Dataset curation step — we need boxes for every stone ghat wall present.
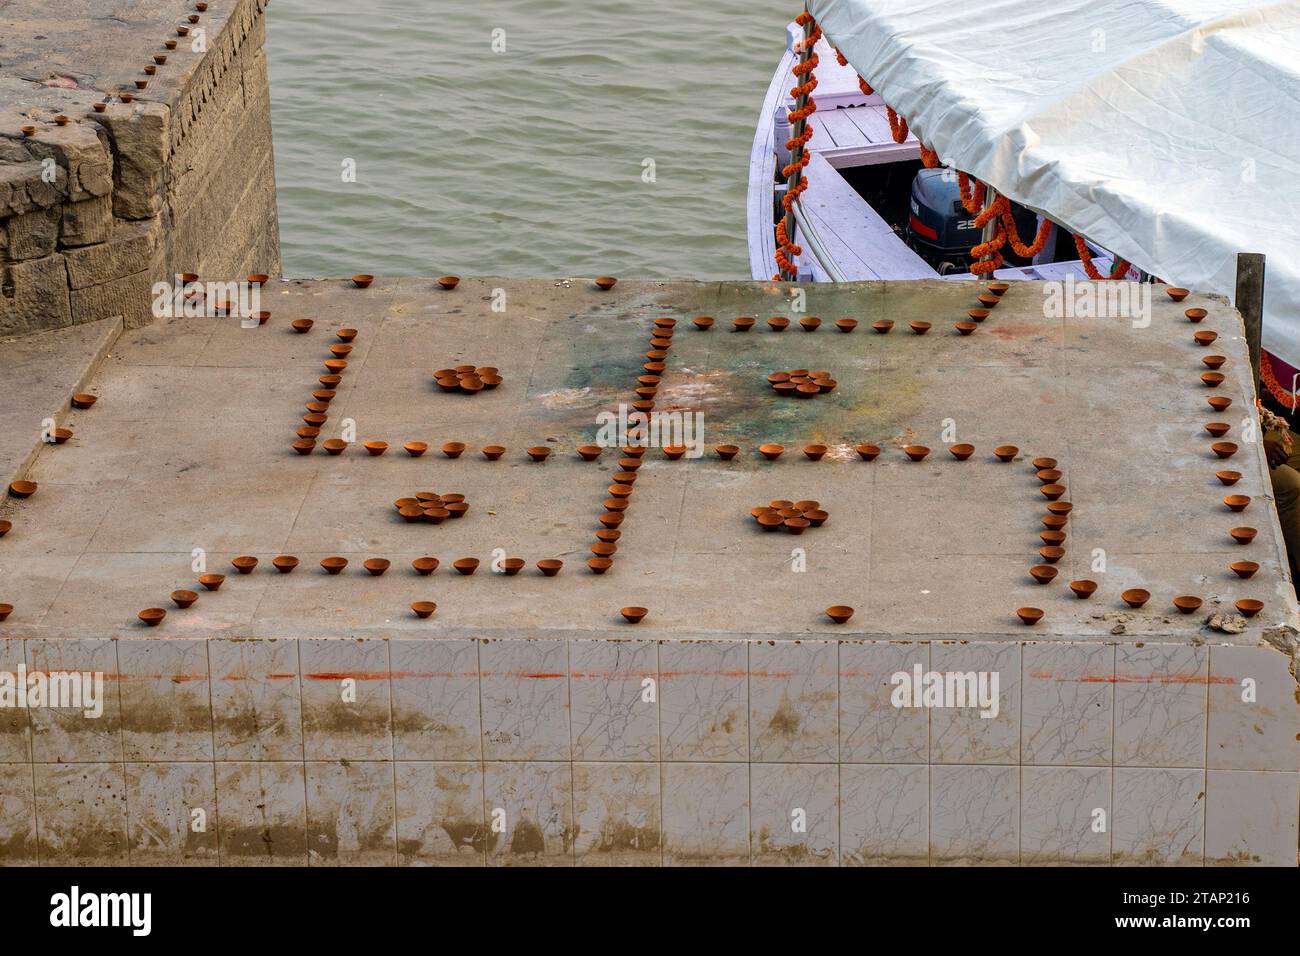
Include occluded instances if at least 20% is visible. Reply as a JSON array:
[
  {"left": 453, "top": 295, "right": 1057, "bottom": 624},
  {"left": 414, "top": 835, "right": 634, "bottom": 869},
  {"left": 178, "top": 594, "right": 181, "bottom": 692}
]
[
  {"left": 0, "top": 0, "right": 279, "bottom": 337},
  {"left": 0, "top": 635, "right": 1295, "bottom": 866}
]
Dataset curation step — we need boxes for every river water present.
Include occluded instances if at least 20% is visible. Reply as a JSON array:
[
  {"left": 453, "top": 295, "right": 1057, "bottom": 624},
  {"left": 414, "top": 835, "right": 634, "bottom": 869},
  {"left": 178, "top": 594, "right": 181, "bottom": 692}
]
[{"left": 265, "top": 0, "right": 792, "bottom": 279}]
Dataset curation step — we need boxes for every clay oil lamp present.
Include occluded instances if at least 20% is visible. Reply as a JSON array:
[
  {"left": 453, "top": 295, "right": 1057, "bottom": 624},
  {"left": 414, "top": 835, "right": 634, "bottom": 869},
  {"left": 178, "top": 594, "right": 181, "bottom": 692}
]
[
  {"left": 1042, "top": 514, "right": 1068, "bottom": 531},
  {"left": 805, "top": 509, "right": 829, "bottom": 527},
  {"left": 644, "top": 362, "right": 666, "bottom": 374},
  {"left": 246, "top": 273, "right": 268, "bottom": 287},
  {"left": 1207, "top": 396, "right": 1232, "bottom": 411},
  {"left": 815, "top": 378, "right": 837, "bottom": 394},
  {"left": 1185, "top": 307, "right": 1208, "bottom": 323},
  {"left": 803, "top": 444, "right": 828, "bottom": 461},
  {"left": 577, "top": 445, "right": 603, "bottom": 461},
  {"left": 799, "top": 316, "right": 821, "bottom": 332},
  {"left": 715, "top": 444, "right": 740, "bottom": 460},
  {"left": 438, "top": 276, "right": 460, "bottom": 290},
  {"left": 321, "top": 557, "right": 348, "bottom": 575},
  {"left": 1193, "top": 330, "right": 1217, "bottom": 347},
  {"left": 363, "top": 558, "right": 391, "bottom": 577},
  {"left": 92, "top": 102, "right": 107, "bottom": 113},
  {"left": 909, "top": 320, "right": 931, "bottom": 335},
  {"left": 733, "top": 316, "right": 755, "bottom": 331},
  {"left": 603, "top": 498, "right": 629, "bottom": 513},
  {"left": 446, "top": 557, "right": 477, "bottom": 577},
  {"left": 784, "top": 517, "right": 810, "bottom": 535},
  {"left": 0, "top": 604, "right": 13, "bottom": 622},
  {"left": 1224, "top": 494, "right": 1251, "bottom": 512},
  {"left": 154, "top": 54, "right": 168, "bottom": 64},
  {"left": 323, "top": 439, "right": 348, "bottom": 455},
  {"left": 20, "top": 125, "right": 36, "bottom": 137},
  {"left": 71, "top": 393, "right": 98, "bottom": 409},
  {"left": 759, "top": 443, "right": 785, "bottom": 461},
  {"left": 319, "top": 374, "right": 342, "bottom": 388},
  {"left": 596, "top": 529, "right": 622, "bottom": 543},
  {"left": 1016, "top": 607, "right": 1044, "bottom": 625},
  {"left": 413, "top": 557, "right": 439, "bottom": 576},
  {"left": 599, "top": 512, "right": 625, "bottom": 529},
  {"left": 395, "top": 497, "right": 419, "bottom": 510},
  {"left": 767, "top": 317, "right": 790, "bottom": 332},
  {"left": 303, "top": 412, "right": 328, "bottom": 428},
  {"left": 1199, "top": 357, "right": 1228, "bottom": 375},
  {"left": 363, "top": 440, "right": 388, "bottom": 457},
  {"left": 171, "top": 589, "right": 199, "bottom": 609},
  {"left": 538, "top": 559, "right": 564, "bottom": 577},
  {"left": 53, "top": 113, "right": 71, "bottom": 126},
  {"left": 1046, "top": 501, "right": 1073, "bottom": 517},
  {"left": 459, "top": 379, "right": 484, "bottom": 396},
  {"left": 272, "top": 555, "right": 300, "bottom": 574},
  {"left": 1036, "top": 468, "right": 1062, "bottom": 483},
  {"left": 1040, "top": 530, "right": 1066, "bottom": 547},
  {"left": 165, "top": 39, "right": 178, "bottom": 49},
  {"left": 836, "top": 319, "right": 858, "bottom": 333},
  {"left": 402, "top": 441, "right": 428, "bottom": 458},
  {"left": 1029, "top": 565, "right": 1058, "bottom": 585},
  {"left": 994, "top": 445, "right": 1019, "bottom": 462},
  {"left": 292, "top": 319, "right": 314, "bottom": 333},
  {"left": 1121, "top": 588, "right": 1151, "bottom": 608},
  {"left": 620, "top": 606, "right": 648, "bottom": 624},
  {"left": 435, "top": 377, "right": 460, "bottom": 393},
  {"left": 1032, "top": 457, "right": 1057, "bottom": 470},
  {"left": 1068, "top": 579, "right": 1098, "bottom": 599},
  {"left": 1229, "top": 526, "right": 1258, "bottom": 545},
  {"left": 1216, "top": 470, "right": 1242, "bottom": 485},
  {"left": 631, "top": 400, "right": 656, "bottom": 416},
  {"left": 968, "top": 308, "right": 990, "bottom": 322},
  {"left": 1040, "top": 484, "right": 1066, "bottom": 501},
  {"left": 313, "top": 389, "right": 337, "bottom": 403},
  {"left": 1172, "top": 595, "right": 1203, "bottom": 615},
  {"left": 1204, "top": 422, "right": 1230, "bottom": 438},
  {"left": 352, "top": 274, "right": 374, "bottom": 289},
  {"left": 856, "top": 443, "right": 881, "bottom": 461},
  {"left": 872, "top": 320, "right": 894, "bottom": 333},
  {"left": 441, "top": 441, "right": 466, "bottom": 459},
  {"left": 1230, "top": 560, "right": 1259, "bottom": 579},
  {"left": 794, "top": 499, "right": 819, "bottom": 511},
  {"left": 587, "top": 557, "right": 614, "bottom": 574},
  {"left": 825, "top": 605, "right": 855, "bottom": 624},
  {"left": 955, "top": 321, "right": 977, "bottom": 336},
  {"left": 232, "top": 556, "right": 258, "bottom": 575},
  {"left": 446, "top": 502, "right": 469, "bottom": 519},
  {"left": 1201, "top": 372, "right": 1225, "bottom": 388},
  {"left": 987, "top": 281, "right": 1010, "bottom": 296},
  {"left": 52, "top": 428, "right": 72, "bottom": 444},
  {"left": 609, "top": 484, "right": 634, "bottom": 500},
  {"left": 187, "top": 13, "right": 201, "bottom": 23},
  {"left": 904, "top": 445, "right": 930, "bottom": 462},
  {"left": 1166, "top": 287, "right": 1190, "bottom": 301},
  {"left": 1039, "top": 546, "right": 1065, "bottom": 564},
  {"left": 8, "top": 481, "right": 37, "bottom": 499},
  {"left": 481, "top": 445, "right": 505, "bottom": 460},
  {"left": 411, "top": 601, "right": 438, "bottom": 619},
  {"left": 622, "top": 445, "right": 646, "bottom": 458},
  {"left": 774, "top": 382, "right": 797, "bottom": 398},
  {"left": 595, "top": 276, "right": 618, "bottom": 290},
  {"left": 618, "top": 459, "right": 642, "bottom": 473},
  {"left": 500, "top": 558, "right": 526, "bottom": 576},
  {"left": 692, "top": 316, "right": 714, "bottom": 330},
  {"left": 1211, "top": 442, "right": 1238, "bottom": 459},
  {"left": 399, "top": 506, "right": 423, "bottom": 523},
  {"left": 297, "top": 427, "right": 320, "bottom": 441},
  {"left": 138, "top": 608, "right": 166, "bottom": 627},
  {"left": 977, "top": 293, "right": 999, "bottom": 308},
  {"left": 324, "top": 359, "right": 348, "bottom": 375},
  {"left": 653, "top": 318, "right": 677, "bottom": 329},
  {"left": 199, "top": 573, "right": 225, "bottom": 591},
  {"left": 949, "top": 443, "right": 975, "bottom": 461},
  {"left": 757, "top": 513, "right": 783, "bottom": 531},
  {"left": 119, "top": 93, "right": 134, "bottom": 103},
  {"left": 0, "top": 520, "right": 10, "bottom": 537},
  {"left": 769, "top": 372, "right": 792, "bottom": 386},
  {"left": 1235, "top": 598, "right": 1264, "bottom": 618},
  {"left": 527, "top": 446, "right": 552, "bottom": 462}
]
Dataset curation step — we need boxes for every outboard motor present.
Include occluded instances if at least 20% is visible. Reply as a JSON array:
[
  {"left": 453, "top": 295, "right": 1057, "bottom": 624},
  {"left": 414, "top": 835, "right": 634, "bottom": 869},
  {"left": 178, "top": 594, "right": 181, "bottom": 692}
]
[{"left": 906, "top": 168, "right": 1041, "bottom": 273}]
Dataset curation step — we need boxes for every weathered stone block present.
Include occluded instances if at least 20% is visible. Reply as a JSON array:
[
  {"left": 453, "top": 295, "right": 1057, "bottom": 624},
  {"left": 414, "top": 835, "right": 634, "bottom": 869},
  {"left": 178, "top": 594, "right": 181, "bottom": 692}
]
[
  {"left": 3, "top": 206, "right": 59, "bottom": 260},
  {"left": 0, "top": 254, "right": 71, "bottom": 335},
  {"left": 69, "top": 267, "right": 155, "bottom": 328},
  {"left": 58, "top": 193, "right": 114, "bottom": 247},
  {"left": 63, "top": 217, "right": 160, "bottom": 289},
  {"left": 0, "top": 160, "right": 61, "bottom": 218},
  {"left": 98, "top": 104, "right": 169, "bottom": 220}
]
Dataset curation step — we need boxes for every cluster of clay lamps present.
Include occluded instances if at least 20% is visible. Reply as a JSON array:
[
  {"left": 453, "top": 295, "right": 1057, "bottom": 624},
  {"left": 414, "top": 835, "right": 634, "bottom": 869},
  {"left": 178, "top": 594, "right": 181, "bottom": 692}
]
[
  {"left": 1015, "top": 452, "right": 1074, "bottom": 626},
  {"left": 291, "top": 326, "right": 359, "bottom": 455},
  {"left": 750, "top": 499, "right": 829, "bottom": 534},
  {"left": 393, "top": 491, "right": 470, "bottom": 524},
  {"left": 768, "top": 370, "right": 837, "bottom": 398},
  {"left": 434, "top": 365, "right": 502, "bottom": 395}
]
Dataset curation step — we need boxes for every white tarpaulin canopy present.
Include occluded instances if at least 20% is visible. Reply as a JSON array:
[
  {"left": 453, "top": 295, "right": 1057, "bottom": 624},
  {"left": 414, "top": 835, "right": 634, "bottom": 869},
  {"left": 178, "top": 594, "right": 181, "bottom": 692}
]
[{"left": 811, "top": 0, "right": 1300, "bottom": 368}]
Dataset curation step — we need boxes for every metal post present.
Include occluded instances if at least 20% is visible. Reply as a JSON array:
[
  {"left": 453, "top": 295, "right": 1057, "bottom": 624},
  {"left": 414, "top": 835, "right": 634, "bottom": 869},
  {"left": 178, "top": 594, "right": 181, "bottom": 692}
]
[
  {"left": 1235, "top": 252, "right": 1266, "bottom": 381},
  {"left": 780, "top": 8, "right": 816, "bottom": 281}
]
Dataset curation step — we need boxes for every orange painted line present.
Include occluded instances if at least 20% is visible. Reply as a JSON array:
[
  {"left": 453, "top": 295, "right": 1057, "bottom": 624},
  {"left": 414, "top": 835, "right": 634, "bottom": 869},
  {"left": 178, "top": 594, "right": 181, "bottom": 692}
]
[{"left": 1028, "top": 670, "right": 1235, "bottom": 685}]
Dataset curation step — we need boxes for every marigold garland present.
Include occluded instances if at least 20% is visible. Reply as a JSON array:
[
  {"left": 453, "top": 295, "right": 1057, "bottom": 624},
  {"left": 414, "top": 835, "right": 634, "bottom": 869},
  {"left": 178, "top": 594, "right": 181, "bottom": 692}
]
[
  {"left": 1261, "top": 354, "right": 1297, "bottom": 411},
  {"left": 774, "top": 12, "right": 822, "bottom": 280},
  {"left": 1072, "top": 233, "right": 1130, "bottom": 280}
]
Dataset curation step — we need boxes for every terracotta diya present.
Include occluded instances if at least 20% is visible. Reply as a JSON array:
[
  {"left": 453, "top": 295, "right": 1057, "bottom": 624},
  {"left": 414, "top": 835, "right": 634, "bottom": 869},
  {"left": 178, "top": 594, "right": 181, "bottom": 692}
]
[
  {"left": 1121, "top": 588, "right": 1151, "bottom": 608},
  {"left": 733, "top": 317, "right": 756, "bottom": 331},
  {"left": 272, "top": 555, "right": 300, "bottom": 573},
  {"left": 538, "top": 559, "right": 564, "bottom": 577},
  {"left": 1228, "top": 526, "right": 1257, "bottom": 545},
  {"left": 620, "top": 606, "right": 648, "bottom": 624},
  {"left": 412, "top": 557, "right": 439, "bottom": 576},
  {"left": 482, "top": 445, "right": 506, "bottom": 460},
  {"left": 994, "top": 445, "right": 1019, "bottom": 462},
  {"left": 8, "top": 480, "right": 37, "bottom": 499},
  {"left": 1016, "top": 607, "right": 1044, "bottom": 625},
  {"left": 1230, "top": 560, "right": 1258, "bottom": 579},
  {"left": 438, "top": 276, "right": 460, "bottom": 290},
  {"left": 320, "top": 557, "right": 348, "bottom": 575},
  {"left": 1165, "top": 287, "right": 1189, "bottom": 301},
  {"left": 199, "top": 574, "right": 225, "bottom": 591},
  {"left": 231, "top": 556, "right": 258, "bottom": 574},
  {"left": 948, "top": 443, "right": 975, "bottom": 460},
  {"left": 453, "top": 558, "right": 480, "bottom": 576},
  {"left": 1172, "top": 595, "right": 1203, "bottom": 614},
  {"left": 1235, "top": 598, "right": 1263, "bottom": 618},
  {"left": 903, "top": 445, "right": 930, "bottom": 462},
  {"left": 1068, "top": 580, "right": 1098, "bottom": 599},
  {"left": 404, "top": 441, "right": 429, "bottom": 457},
  {"left": 171, "top": 589, "right": 199, "bottom": 609},
  {"left": 856, "top": 444, "right": 881, "bottom": 461},
  {"left": 594, "top": 276, "right": 617, "bottom": 290},
  {"left": 825, "top": 605, "right": 855, "bottom": 624},
  {"left": 352, "top": 274, "right": 374, "bottom": 288},
  {"left": 138, "top": 608, "right": 166, "bottom": 627},
  {"left": 411, "top": 601, "right": 438, "bottom": 619}
]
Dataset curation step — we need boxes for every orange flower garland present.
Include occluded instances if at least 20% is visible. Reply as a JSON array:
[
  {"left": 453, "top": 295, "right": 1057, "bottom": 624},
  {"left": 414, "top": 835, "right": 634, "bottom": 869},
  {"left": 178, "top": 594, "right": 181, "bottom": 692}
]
[
  {"left": 774, "top": 12, "right": 822, "bottom": 280},
  {"left": 1261, "top": 354, "right": 1297, "bottom": 410}
]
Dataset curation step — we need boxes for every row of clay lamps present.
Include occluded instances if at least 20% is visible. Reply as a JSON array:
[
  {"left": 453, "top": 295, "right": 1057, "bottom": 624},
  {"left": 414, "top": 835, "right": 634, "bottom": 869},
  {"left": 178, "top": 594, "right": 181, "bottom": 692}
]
[
  {"left": 293, "top": 327, "right": 358, "bottom": 455},
  {"left": 1014, "top": 453, "right": 1073, "bottom": 626},
  {"left": 751, "top": 499, "right": 829, "bottom": 534},
  {"left": 0, "top": 390, "right": 98, "bottom": 622},
  {"left": 1184, "top": 293, "right": 1264, "bottom": 618}
]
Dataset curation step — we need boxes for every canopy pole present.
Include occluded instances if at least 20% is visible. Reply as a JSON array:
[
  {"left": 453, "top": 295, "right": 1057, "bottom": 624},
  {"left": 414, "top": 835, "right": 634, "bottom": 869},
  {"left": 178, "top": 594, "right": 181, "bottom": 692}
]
[{"left": 1235, "top": 252, "right": 1266, "bottom": 381}]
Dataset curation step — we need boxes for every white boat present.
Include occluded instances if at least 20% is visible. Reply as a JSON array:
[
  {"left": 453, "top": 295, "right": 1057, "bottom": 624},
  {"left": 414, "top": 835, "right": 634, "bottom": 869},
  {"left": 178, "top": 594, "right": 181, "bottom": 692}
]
[{"left": 747, "top": 24, "right": 1134, "bottom": 286}]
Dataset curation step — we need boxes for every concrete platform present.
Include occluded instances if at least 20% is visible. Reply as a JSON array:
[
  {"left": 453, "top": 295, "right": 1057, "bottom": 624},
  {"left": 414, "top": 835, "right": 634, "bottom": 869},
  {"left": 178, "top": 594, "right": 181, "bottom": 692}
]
[{"left": 1, "top": 277, "right": 1297, "bottom": 865}]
